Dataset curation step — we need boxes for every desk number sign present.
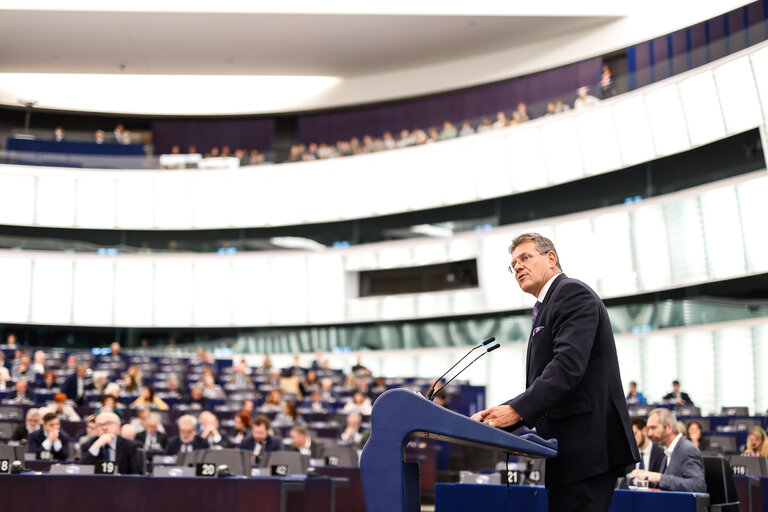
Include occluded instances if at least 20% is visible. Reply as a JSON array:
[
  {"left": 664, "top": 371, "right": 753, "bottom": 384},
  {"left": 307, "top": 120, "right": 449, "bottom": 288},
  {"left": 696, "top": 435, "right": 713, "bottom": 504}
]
[
  {"left": 325, "top": 456, "right": 341, "bottom": 467},
  {"left": 499, "top": 470, "right": 521, "bottom": 485},
  {"left": 271, "top": 464, "right": 289, "bottom": 476},
  {"left": 95, "top": 461, "right": 116, "bottom": 474},
  {"left": 0, "top": 459, "right": 10, "bottom": 474},
  {"left": 196, "top": 463, "right": 216, "bottom": 477},
  {"left": 731, "top": 465, "right": 747, "bottom": 476}
]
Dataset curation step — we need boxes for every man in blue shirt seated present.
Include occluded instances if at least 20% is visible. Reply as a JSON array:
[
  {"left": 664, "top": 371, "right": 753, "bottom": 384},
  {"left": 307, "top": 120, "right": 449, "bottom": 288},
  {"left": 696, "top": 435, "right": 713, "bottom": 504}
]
[
  {"left": 629, "top": 408, "right": 706, "bottom": 492},
  {"left": 27, "top": 412, "right": 71, "bottom": 461}
]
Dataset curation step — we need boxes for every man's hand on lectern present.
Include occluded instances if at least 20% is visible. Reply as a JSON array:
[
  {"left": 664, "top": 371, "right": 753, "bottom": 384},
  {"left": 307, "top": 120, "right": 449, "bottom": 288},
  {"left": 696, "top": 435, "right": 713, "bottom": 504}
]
[{"left": 471, "top": 405, "right": 521, "bottom": 428}]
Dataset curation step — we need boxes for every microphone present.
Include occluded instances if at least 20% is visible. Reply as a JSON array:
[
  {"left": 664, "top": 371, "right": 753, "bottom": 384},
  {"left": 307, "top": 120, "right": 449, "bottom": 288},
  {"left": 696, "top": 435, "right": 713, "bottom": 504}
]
[
  {"left": 429, "top": 342, "right": 500, "bottom": 401},
  {"left": 425, "top": 337, "right": 495, "bottom": 400}
]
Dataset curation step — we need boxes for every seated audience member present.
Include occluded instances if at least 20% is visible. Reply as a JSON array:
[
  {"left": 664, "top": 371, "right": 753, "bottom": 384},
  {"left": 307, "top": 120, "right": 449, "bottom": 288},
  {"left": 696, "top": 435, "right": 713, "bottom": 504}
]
[
  {"left": 63, "top": 354, "right": 78, "bottom": 374},
  {"left": 686, "top": 420, "right": 711, "bottom": 452},
  {"left": 439, "top": 121, "right": 458, "bottom": 140},
  {"left": 261, "top": 389, "right": 284, "bottom": 412},
  {"left": 0, "top": 356, "right": 9, "bottom": 390},
  {"left": 44, "top": 392, "right": 81, "bottom": 422},
  {"left": 260, "top": 354, "right": 273, "bottom": 370},
  {"left": 31, "top": 350, "right": 46, "bottom": 375},
  {"left": 351, "top": 355, "right": 371, "bottom": 376},
  {"left": 627, "top": 416, "right": 664, "bottom": 474},
  {"left": 95, "top": 394, "right": 124, "bottom": 421},
  {"left": 81, "top": 411, "right": 143, "bottom": 474},
  {"left": 129, "top": 407, "right": 150, "bottom": 434},
  {"left": 341, "top": 391, "right": 373, "bottom": 416},
  {"left": 91, "top": 371, "right": 109, "bottom": 395},
  {"left": 41, "top": 370, "right": 58, "bottom": 390},
  {"left": 299, "top": 369, "right": 320, "bottom": 397},
  {"left": 74, "top": 414, "right": 97, "bottom": 443},
  {"left": 239, "top": 399, "right": 255, "bottom": 417},
  {"left": 135, "top": 413, "right": 168, "bottom": 451},
  {"left": 307, "top": 390, "right": 327, "bottom": 413},
  {"left": 9, "top": 378, "right": 34, "bottom": 403},
  {"left": 514, "top": 102, "right": 530, "bottom": 122},
  {"left": 199, "top": 410, "right": 229, "bottom": 448},
  {"left": 573, "top": 86, "right": 599, "bottom": 110},
  {"left": 12, "top": 354, "right": 33, "bottom": 381},
  {"left": 104, "top": 341, "right": 126, "bottom": 367},
  {"left": 492, "top": 111, "right": 508, "bottom": 128},
  {"left": 130, "top": 385, "right": 169, "bottom": 410},
  {"left": 626, "top": 381, "right": 647, "bottom": 405},
  {"left": 200, "top": 373, "right": 226, "bottom": 400},
  {"left": 273, "top": 401, "right": 305, "bottom": 427},
  {"left": 11, "top": 408, "right": 41, "bottom": 442},
  {"left": 629, "top": 408, "right": 706, "bottom": 492},
  {"left": 121, "top": 423, "right": 136, "bottom": 440},
  {"left": 545, "top": 102, "right": 557, "bottom": 116},
  {"left": 229, "top": 360, "right": 254, "bottom": 389},
  {"left": 554, "top": 99, "right": 570, "bottom": 113},
  {"left": 27, "top": 412, "right": 71, "bottom": 461},
  {"left": 230, "top": 412, "right": 251, "bottom": 446},
  {"left": 122, "top": 373, "right": 142, "bottom": 394},
  {"left": 165, "top": 415, "right": 210, "bottom": 455},
  {"left": 62, "top": 363, "right": 91, "bottom": 405},
  {"left": 743, "top": 426, "right": 768, "bottom": 457},
  {"left": 663, "top": 380, "right": 694, "bottom": 405},
  {"left": 476, "top": 117, "right": 493, "bottom": 132},
  {"left": 458, "top": 121, "right": 475, "bottom": 137},
  {"left": 164, "top": 376, "right": 185, "bottom": 399},
  {"left": 239, "top": 415, "right": 281, "bottom": 462},
  {"left": 3, "top": 332, "right": 18, "bottom": 348},
  {"left": 340, "top": 412, "right": 370, "bottom": 449},
  {"left": 184, "top": 386, "right": 209, "bottom": 410},
  {"left": 319, "top": 378, "right": 338, "bottom": 401},
  {"left": 289, "top": 426, "right": 324, "bottom": 458}
]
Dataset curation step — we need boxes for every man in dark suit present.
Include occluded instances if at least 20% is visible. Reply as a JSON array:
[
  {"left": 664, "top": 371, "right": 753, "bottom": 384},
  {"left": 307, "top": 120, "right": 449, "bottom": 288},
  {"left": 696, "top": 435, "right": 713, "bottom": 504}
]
[
  {"left": 289, "top": 426, "right": 324, "bottom": 459},
  {"left": 27, "top": 412, "right": 71, "bottom": 461},
  {"left": 627, "top": 416, "right": 664, "bottom": 475},
  {"left": 239, "top": 415, "right": 282, "bottom": 461},
  {"left": 11, "top": 407, "right": 41, "bottom": 442},
  {"left": 165, "top": 414, "right": 209, "bottom": 455},
  {"left": 472, "top": 233, "right": 639, "bottom": 512},
  {"left": 629, "top": 408, "right": 706, "bottom": 492},
  {"left": 134, "top": 413, "right": 168, "bottom": 451},
  {"left": 80, "top": 411, "right": 143, "bottom": 474},
  {"left": 662, "top": 380, "right": 694, "bottom": 405},
  {"left": 62, "top": 363, "right": 90, "bottom": 405},
  {"left": 8, "top": 378, "right": 34, "bottom": 403}
]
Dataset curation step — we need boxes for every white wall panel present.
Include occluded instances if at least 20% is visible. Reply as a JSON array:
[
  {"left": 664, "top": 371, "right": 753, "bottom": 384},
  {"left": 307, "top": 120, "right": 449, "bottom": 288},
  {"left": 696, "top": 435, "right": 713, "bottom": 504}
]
[
  {"left": 230, "top": 258, "right": 271, "bottom": 325},
  {"left": 191, "top": 173, "right": 231, "bottom": 228},
  {"left": 72, "top": 259, "right": 114, "bottom": 325},
  {"left": 645, "top": 84, "right": 690, "bottom": 156},
  {"left": 36, "top": 175, "right": 76, "bottom": 227},
  {"left": 678, "top": 332, "right": 716, "bottom": 414},
  {"left": 715, "top": 327, "right": 755, "bottom": 412},
  {"left": 678, "top": 71, "right": 727, "bottom": 146},
  {"left": 306, "top": 255, "right": 345, "bottom": 323},
  {"left": 0, "top": 174, "right": 35, "bottom": 225},
  {"left": 576, "top": 106, "right": 622, "bottom": 175},
  {"left": 700, "top": 187, "right": 746, "bottom": 279},
  {"left": 114, "top": 260, "right": 154, "bottom": 325},
  {"left": 507, "top": 128, "right": 548, "bottom": 192},
  {"left": 0, "top": 256, "right": 31, "bottom": 323},
  {"left": 541, "top": 117, "right": 584, "bottom": 183},
  {"left": 154, "top": 174, "right": 192, "bottom": 229},
  {"left": 472, "top": 135, "right": 513, "bottom": 200},
  {"left": 714, "top": 57, "right": 763, "bottom": 134},
  {"left": 193, "top": 259, "right": 233, "bottom": 325},
  {"left": 30, "top": 258, "right": 72, "bottom": 324},
  {"left": 611, "top": 95, "right": 656, "bottom": 165},
  {"left": 115, "top": 173, "right": 154, "bottom": 229},
  {"left": 736, "top": 178, "right": 768, "bottom": 272},
  {"left": 154, "top": 260, "right": 194, "bottom": 326},
  {"left": 268, "top": 256, "right": 308, "bottom": 324}
]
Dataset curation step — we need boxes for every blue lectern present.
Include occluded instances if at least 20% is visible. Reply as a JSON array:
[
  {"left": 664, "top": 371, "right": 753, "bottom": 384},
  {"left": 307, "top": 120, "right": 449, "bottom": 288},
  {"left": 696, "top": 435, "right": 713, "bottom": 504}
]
[{"left": 360, "top": 388, "right": 558, "bottom": 512}]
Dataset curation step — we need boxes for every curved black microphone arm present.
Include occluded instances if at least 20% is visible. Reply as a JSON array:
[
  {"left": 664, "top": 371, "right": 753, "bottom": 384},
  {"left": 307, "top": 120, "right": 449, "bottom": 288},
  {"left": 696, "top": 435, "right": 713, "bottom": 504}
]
[
  {"left": 430, "top": 342, "right": 500, "bottom": 401},
  {"left": 425, "top": 337, "right": 495, "bottom": 400}
]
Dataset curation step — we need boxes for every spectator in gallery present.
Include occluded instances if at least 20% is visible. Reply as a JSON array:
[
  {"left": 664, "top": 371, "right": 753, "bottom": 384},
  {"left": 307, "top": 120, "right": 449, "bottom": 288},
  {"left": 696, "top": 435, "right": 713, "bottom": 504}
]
[
  {"left": 11, "top": 408, "right": 41, "bottom": 442},
  {"left": 382, "top": 131, "right": 396, "bottom": 150},
  {"left": 54, "top": 126, "right": 65, "bottom": 142},
  {"left": 91, "top": 371, "right": 109, "bottom": 395},
  {"left": 600, "top": 65, "right": 616, "bottom": 99},
  {"left": 626, "top": 381, "right": 647, "bottom": 405},
  {"left": 113, "top": 124, "right": 130, "bottom": 144},
  {"left": 663, "top": 380, "right": 694, "bottom": 405},
  {"left": 27, "top": 412, "right": 71, "bottom": 461},
  {"left": 187, "top": 145, "right": 198, "bottom": 155},
  {"left": 515, "top": 102, "right": 531, "bottom": 122},
  {"left": 574, "top": 86, "right": 600, "bottom": 110},
  {"left": 492, "top": 111, "right": 509, "bottom": 128},
  {"left": 412, "top": 128, "right": 428, "bottom": 145},
  {"left": 477, "top": 117, "right": 493, "bottom": 132},
  {"left": 299, "top": 369, "right": 320, "bottom": 397},
  {"left": 686, "top": 420, "right": 712, "bottom": 452},
  {"left": 229, "top": 360, "right": 254, "bottom": 389},
  {"left": 459, "top": 121, "right": 476, "bottom": 137},
  {"left": 122, "top": 373, "right": 142, "bottom": 394},
  {"left": 439, "top": 121, "right": 458, "bottom": 140},
  {"left": 307, "top": 390, "right": 328, "bottom": 413},
  {"left": 396, "top": 129, "right": 412, "bottom": 148},
  {"left": 743, "top": 426, "right": 768, "bottom": 457},
  {"left": 94, "top": 130, "right": 105, "bottom": 144},
  {"left": 165, "top": 414, "right": 210, "bottom": 455},
  {"left": 545, "top": 102, "right": 557, "bottom": 116},
  {"left": 260, "top": 354, "right": 274, "bottom": 371},
  {"left": 248, "top": 148, "right": 265, "bottom": 165},
  {"left": 427, "top": 127, "right": 440, "bottom": 143},
  {"left": 554, "top": 99, "right": 571, "bottom": 113}
]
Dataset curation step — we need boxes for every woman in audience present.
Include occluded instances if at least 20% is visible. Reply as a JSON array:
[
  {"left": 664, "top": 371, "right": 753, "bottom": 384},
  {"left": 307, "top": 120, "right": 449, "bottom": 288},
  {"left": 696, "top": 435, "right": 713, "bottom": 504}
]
[
  {"left": 200, "top": 373, "right": 226, "bottom": 399},
  {"left": 122, "top": 373, "right": 142, "bottom": 394},
  {"left": 95, "top": 394, "right": 124, "bottom": 420},
  {"left": 273, "top": 401, "right": 306, "bottom": 427},
  {"left": 625, "top": 381, "right": 647, "bottom": 405},
  {"left": 686, "top": 420, "right": 712, "bottom": 451},
  {"left": 299, "top": 369, "right": 320, "bottom": 397},
  {"left": 130, "top": 385, "right": 169, "bottom": 410},
  {"left": 341, "top": 391, "right": 373, "bottom": 416},
  {"left": 743, "top": 426, "right": 768, "bottom": 457},
  {"left": 41, "top": 370, "right": 59, "bottom": 390},
  {"left": 261, "top": 389, "right": 284, "bottom": 412},
  {"left": 230, "top": 412, "right": 251, "bottom": 446}
]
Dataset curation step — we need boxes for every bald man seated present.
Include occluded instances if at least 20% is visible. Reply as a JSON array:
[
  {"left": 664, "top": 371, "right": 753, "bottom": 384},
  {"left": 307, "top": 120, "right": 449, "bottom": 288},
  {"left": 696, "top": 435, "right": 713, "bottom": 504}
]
[{"left": 80, "top": 411, "right": 143, "bottom": 474}]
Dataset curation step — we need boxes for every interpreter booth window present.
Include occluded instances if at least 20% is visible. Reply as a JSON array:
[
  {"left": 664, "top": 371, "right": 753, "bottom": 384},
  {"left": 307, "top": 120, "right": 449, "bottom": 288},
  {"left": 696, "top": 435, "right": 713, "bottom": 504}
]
[{"left": 358, "top": 259, "right": 479, "bottom": 297}]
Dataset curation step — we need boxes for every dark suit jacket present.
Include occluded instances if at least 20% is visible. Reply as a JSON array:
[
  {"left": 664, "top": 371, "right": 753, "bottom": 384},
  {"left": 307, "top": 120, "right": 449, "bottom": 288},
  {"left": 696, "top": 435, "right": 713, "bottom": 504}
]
[
  {"left": 626, "top": 442, "right": 665, "bottom": 474},
  {"left": 506, "top": 274, "right": 639, "bottom": 488},
  {"left": 164, "top": 435, "right": 210, "bottom": 455},
  {"left": 135, "top": 430, "right": 168, "bottom": 450},
  {"left": 662, "top": 391, "right": 694, "bottom": 405},
  {"left": 61, "top": 373, "right": 90, "bottom": 404},
  {"left": 289, "top": 440, "right": 325, "bottom": 459},
  {"left": 658, "top": 436, "right": 706, "bottom": 492},
  {"left": 238, "top": 435, "right": 282, "bottom": 453},
  {"left": 27, "top": 428, "right": 71, "bottom": 460},
  {"left": 80, "top": 435, "right": 142, "bottom": 475}
]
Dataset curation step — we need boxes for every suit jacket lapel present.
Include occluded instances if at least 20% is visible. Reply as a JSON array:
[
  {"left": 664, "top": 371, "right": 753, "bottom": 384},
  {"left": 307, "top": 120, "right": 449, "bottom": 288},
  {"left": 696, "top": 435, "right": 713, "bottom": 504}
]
[{"left": 524, "top": 273, "right": 567, "bottom": 382}]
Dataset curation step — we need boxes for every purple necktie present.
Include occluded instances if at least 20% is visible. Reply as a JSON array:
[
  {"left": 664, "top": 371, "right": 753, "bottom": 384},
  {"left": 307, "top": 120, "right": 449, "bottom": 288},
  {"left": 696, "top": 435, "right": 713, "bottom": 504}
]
[{"left": 532, "top": 301, "right": 542, "bottom": 323}]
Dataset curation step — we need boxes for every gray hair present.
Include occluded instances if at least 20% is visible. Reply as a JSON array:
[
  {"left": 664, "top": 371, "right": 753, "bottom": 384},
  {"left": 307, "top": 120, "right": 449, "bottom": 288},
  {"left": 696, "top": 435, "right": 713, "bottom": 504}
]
[
  {"left": 26, "top": 408, "right": 40, "bottom": 419},
  {"left": 509, "top": 233, "right": 562, "bottom": 270},
  {"left": 177, "top": 414, "right": 198, "bottom": 428},
  {"left": 650, "top": 408, "right": 677, "bottom": 427}
]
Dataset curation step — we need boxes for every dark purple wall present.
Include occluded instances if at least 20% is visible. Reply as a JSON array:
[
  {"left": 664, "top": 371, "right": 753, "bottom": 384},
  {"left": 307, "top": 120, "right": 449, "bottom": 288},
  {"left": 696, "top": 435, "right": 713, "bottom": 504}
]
[
  {"left": 296, "top": 58, "right": 603, "bottom": 144},
  {"left": 151, "top": 118, "right": 275, "bottom": 155}
]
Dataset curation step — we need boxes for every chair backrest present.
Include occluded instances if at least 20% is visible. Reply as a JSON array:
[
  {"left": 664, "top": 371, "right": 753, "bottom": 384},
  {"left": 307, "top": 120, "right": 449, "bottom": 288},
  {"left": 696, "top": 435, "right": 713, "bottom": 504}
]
[
  {"left": 728, "top": 455, "right": 768, "bottom": 477},
  {"left": 261, "top": 451, "right": 309, "bottom": 476},
  {"left": 675, "top": 405, "right": 701, "bottom": 417},
  {"left": 0, "top": 421, "right": 18, "bottom": 440},
  {"left": 709, "top": 436, "right": 738, "bottom": 453},
  {"left": 0, "top": 443, "right": 25, "bottom": 465},
  {"left": 721, "top": 406, "right": 749, "bottom": 416},
  {"left": 177, "top": 448, "right": 250, "bottom": 477},
  {"left": 0, "top": 405, "right": 25, "bottom": 420},
  {"left": 703, "top": 456, "right": 739, "bottom": 506},
  {"left": 323, "top": 445, "right": 359, "bottom": 467},
  {"left": 727, "top": 418, "right": 759, "bottom": 431}
]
